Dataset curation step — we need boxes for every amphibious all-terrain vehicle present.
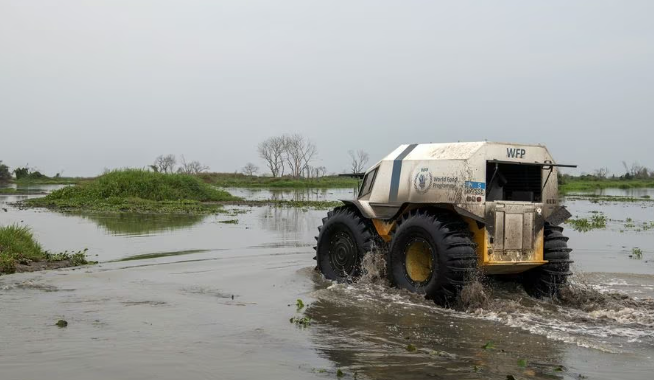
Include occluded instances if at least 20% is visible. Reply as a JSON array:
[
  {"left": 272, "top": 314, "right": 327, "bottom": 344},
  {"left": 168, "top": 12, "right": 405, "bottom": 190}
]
[{"left": 315, "top": 142, "right": 575, "bottom": 304}]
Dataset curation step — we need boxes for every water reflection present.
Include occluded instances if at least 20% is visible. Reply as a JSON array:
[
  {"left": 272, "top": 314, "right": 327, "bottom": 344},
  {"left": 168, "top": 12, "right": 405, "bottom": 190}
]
[
  {"left": 76, "top": 213, "right": 206, "bottom": 236},
  {"left": 224, "top": 187, "right": 356, "bottom": 202},
  {"left": 575, "top": 187, "right": 654, "bottom": 198}
]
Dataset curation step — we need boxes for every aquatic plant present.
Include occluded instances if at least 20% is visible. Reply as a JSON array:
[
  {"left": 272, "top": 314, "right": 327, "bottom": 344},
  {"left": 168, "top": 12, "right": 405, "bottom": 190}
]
[
  {"left": 26, "top": 169, "right": 240, "bottom": 214},
  {"left": 481, "top": 341, "right": 495, "bottom": 350},
  {"left": 0, "top": 224, "right": 45, "bottom": 272},
  {"left": 566, "top": 214, "right": 606, "bottom": 232},
  {"left": 289, "top": 316, "right": 311, "bottom": 327},
  {"left": 219, "top": 219, "right": 239, "bottom": 224},
  {"left": 631, "top": 247, "right": 643, "bottom": 259},
  {"left": 0, "top": 224, "right": 92, "bottom": 274}
]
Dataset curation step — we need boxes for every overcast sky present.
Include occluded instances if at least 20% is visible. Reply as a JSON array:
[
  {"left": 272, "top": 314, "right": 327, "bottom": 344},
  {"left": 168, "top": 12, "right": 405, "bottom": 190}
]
[{"left": 1, "top": 1, "right": 653, "bottom": 177}]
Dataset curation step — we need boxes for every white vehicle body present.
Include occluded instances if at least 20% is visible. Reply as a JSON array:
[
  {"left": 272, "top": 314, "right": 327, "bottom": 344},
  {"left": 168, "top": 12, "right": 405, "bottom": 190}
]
[{"left": 345, "top": 141, "right": 572, "bottom": 274}]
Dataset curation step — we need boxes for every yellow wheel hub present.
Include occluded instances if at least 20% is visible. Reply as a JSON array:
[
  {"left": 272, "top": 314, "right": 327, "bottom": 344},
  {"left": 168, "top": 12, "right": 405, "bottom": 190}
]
[{"left": 405, "top": 240, "right": 433, "bottom": 283}]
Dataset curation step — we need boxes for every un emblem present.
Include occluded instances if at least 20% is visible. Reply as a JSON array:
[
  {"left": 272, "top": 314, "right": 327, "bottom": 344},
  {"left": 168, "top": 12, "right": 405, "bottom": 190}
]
[{"left": 413, "top": 170, "right": 433, "bottom": 194}]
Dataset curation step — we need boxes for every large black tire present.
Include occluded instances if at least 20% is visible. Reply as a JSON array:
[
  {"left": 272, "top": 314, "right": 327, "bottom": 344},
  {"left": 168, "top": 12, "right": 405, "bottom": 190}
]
[
  {"left": 522, "top": 224, "right": 573, "bottom": 298},
  {"left": 315, "top": 206, "right": 377, "bottom": 282},
  {"left": 388, "top": 209, "right": 477, "bottom": 305}
]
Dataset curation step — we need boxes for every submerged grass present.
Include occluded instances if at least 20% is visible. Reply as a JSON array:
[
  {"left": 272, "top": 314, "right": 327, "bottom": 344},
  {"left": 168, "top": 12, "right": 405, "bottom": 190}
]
[
  {"left": 564, "top": 194, "right": 654, "bottom": 203},
  {"left": 0, "top": 224, "right": 92, "bottom": 274},
  {"left": 198, "top": 172, "right": 359, "bottom": 189},
  {"left": 25, "top": 169, "right": 240, "bottom": 214}
]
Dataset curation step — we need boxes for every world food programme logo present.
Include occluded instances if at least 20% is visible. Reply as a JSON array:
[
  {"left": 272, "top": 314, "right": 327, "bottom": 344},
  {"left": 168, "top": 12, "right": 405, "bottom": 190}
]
[{"left": 413, "top": 169, "right": 433, "bottom": 194}]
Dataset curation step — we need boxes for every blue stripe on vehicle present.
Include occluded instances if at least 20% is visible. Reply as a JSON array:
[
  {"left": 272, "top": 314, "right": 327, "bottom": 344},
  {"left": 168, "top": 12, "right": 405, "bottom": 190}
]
[{"left": 388, "top": 144, "right": 418, "bottom": 202}]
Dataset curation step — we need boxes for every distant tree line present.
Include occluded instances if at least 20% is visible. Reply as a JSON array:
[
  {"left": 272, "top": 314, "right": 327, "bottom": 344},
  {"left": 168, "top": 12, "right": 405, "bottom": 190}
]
[
  {"left": 0, "top": 161, "right": 53, "bottom": 182},
  {"left": 0, "top": 161, "right": 10, "bottom": 182},
  {"left": 564, "top": 161, "right": 654, "bottom": 181}
]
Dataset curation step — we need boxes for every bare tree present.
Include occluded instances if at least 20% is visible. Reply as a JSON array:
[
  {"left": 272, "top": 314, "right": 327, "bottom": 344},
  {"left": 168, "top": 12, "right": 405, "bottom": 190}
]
[
  {"left": 348, "top": 149, "right": 369, "bottom": 174},
  {"left": 623, "top": 161, "right": 649, "bottom": 179},
  {"left": 593, "top": 167, "right": 609, "bottom": 179},
  {"left": 177, "top": 155, "right": 209, "bottom": 174},
  {"left": 285, "top": 134, "right": 317, "bottom": 178},
  {"left": 258, "top": 136, "right": 286, "bottom": 177},
  {"left": 242, "top": 162, "right": 259, "bottom": 176},
  {"left": 153, "top": 154, "right": 177, "bottom": 174},
  {"left": 313, "top": 166, "right": 326, "bottom": 178}
]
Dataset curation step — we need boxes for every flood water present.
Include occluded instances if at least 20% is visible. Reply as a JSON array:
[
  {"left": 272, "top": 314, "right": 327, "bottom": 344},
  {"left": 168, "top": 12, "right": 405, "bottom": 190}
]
[{"left": 1, "top": 188, "right": 653, "bottom": 380}]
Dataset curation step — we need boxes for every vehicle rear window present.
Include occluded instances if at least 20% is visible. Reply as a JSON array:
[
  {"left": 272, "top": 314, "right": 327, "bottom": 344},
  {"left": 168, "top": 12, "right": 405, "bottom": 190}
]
[{"left": 486, "top": 162, "right": 542, "bottom": 202}]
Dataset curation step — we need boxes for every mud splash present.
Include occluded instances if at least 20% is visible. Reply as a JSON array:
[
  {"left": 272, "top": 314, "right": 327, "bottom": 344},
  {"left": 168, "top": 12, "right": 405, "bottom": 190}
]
[
  {"left": 313, "top": 265, "right": 654, "bottom": 355},
  {"left": 359, "top": 252, "right": 388, "bottom": 285}
]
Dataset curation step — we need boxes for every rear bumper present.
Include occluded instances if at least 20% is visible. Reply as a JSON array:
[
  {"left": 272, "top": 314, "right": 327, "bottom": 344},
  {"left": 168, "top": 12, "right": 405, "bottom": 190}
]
[{"left": 481, "top": 261, "right": 547, "bottom": 275}]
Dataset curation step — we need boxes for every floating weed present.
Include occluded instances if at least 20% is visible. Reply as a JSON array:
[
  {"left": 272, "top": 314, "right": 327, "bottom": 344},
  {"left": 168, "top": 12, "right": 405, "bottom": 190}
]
[
  {"left": 218, "top": 219, "right": 239, "bottom": 224},
  {"left": 336, "top": 369, "right": 344, "bottom": 378},
  {"left": 481, "top": 341, "right": 495, "bottom": 350},
  {"left": 56, "top": 319, "right": 68, "bottom": 328},
  {"left": 45, "top": 248, "right": 94, "bottom": 266},
  {"left": 406, "top": 344, "right": 417, "bottom": 352},
  {"left": 517, "top": 359, "right": 527, "bottom": 368},
  {"left": 566, "top": 214, "right": 606, "bottom": 232},
  {"left": 296, "top": 299, "right": 305, "bottom": 311},
  {"left": 289, "top": 316, "right": 311, "bottom": 327},
  {"left": 631, "top": 248, "right": 643, "bottom": 259}
]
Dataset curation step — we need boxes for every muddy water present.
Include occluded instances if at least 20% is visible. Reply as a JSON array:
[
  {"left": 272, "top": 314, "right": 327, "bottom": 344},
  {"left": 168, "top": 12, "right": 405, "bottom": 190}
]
[{"left": 1, "top": 189, "right": 654, "bottom": 379}]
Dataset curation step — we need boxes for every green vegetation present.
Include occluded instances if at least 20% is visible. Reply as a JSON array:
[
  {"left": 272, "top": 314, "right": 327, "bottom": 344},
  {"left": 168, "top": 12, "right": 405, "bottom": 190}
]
[
  {"left": 566, "top": 215, "right": 607, "bottom": 232},
  {"left": 296, "top": 299, "right": 305, "bottom": 311},
  {"left": 565, "top": 194, "right": 654, "bottom": 203},
  {"left": 198, "top": 172, "right": 359, "bottom": 189},
  {"left": 406, "top": 344, "right": 417, "bottom": 352},
  {"left": 56, "top": 320, "right": 68, "bottom": 328},
  {"left": 218, "top": 219, "right": 239, "bottom": 224},
  {"left": 631, "top": 248, "right": 643, "bottom": 259},
  {"left": 0, "top": 224, "right": 92, "bottom": 274},
  {"left": 481, "top": 341, "right": 495, "bottom": 350},
  {"left": 560, "top": 177, "right": 654, "bottom": 193},
  {"left": 13, "top": 166, "right": 85, "bottom": 184},
  {"left": 0, "top": 188, "right": 17, "bottom": 194},
  {"left": 289, "top": 316, "right": 312, "bottom": 327},
  {"left": 16, "top": 176, "right": 85, "bottom": 185},
  {"left": 0, "top": 161, "right": 11, "bottom": 182},
  {"left": 25, "top": 169, "right": 240, "bottom": 214}
]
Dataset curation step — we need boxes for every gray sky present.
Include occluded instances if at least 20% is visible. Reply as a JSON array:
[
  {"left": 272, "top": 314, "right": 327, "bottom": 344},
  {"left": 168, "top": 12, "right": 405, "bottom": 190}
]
[{"left": 1, "top": 1, "right": 653, "bottom": 177}]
